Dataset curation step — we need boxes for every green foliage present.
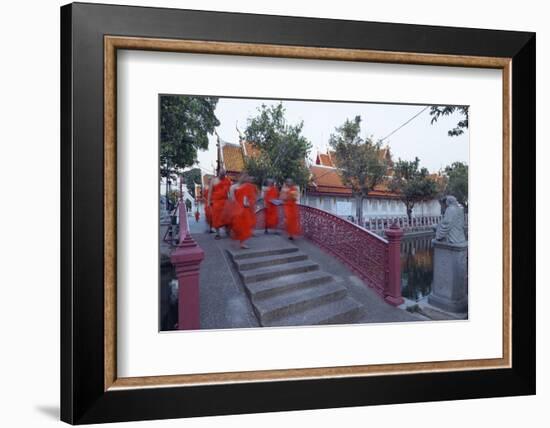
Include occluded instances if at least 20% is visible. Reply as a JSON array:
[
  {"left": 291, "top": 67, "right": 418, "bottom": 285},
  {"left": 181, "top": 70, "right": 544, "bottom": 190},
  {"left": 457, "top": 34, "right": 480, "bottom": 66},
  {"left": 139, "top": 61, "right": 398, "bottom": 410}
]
[
  {"left": 160, "top": 95, "right": 220, "bottom": 178},
  {"left": 166, "top": 189, "right": 180, "bottom": 209},
  {"left": 444, "top": 161, "right": 468, "bottom": 210},
  {"left": 243, "top": 156, "right": 275, "bottom": 191},
  {"left": 329, "top": 115, "right": 389, "bottom": 223},
  {"left": 429, "top": 106, "right": 469, "bottom": 137},
  {"left": 329, "top": 116, "right": 388, "bottom": 196},
  {"left": 243, "top": 103, "right": 312, "bottom": 188},
  {"left": 182, "top": 168, "right": 202, "bottom": 199},
  {"left": 390, "top": 157, "right": 439, "bottom": 219}
]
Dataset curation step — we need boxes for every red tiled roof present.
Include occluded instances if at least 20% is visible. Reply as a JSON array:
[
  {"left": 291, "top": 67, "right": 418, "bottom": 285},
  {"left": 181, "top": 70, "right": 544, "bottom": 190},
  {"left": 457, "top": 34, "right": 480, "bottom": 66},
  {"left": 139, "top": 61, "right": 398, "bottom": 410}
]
[
  {"left": 308, "top": 165, "right": 399, "bottom": 198},
  {"left": 316, "top": 152, "right": 334, "bottom": 167},
  {"left": 243, "top": 141, "right": 261, "bottom": 158},
  {"left": 222, "top": 141, "right": 262, "bottom": 174},
  {"left": 329, "top": 147, "right": 392, "bottom": 166},
  {"left": 310, "top": 165, "right": 348, "bottom": 189}
]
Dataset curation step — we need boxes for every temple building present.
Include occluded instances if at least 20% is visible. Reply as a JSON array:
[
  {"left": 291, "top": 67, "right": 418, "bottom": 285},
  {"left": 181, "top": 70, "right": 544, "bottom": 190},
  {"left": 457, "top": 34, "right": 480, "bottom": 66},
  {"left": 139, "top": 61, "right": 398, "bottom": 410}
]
[
  {"left": 201, "top": 141, "right": 441, "bottom": 222},
  {"left": 219, "top": 140, "right": 260, "bottom": 181},
  {"left": 304, "top": 149, "right": 441, "bottom": 220}
]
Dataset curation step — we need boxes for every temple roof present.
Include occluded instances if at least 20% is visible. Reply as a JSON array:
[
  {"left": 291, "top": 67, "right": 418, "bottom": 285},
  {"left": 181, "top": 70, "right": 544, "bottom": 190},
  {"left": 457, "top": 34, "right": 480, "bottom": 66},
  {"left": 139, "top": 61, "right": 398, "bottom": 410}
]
[
  {"left": 315, "top": 146, "right": 393, "bottom": 169},
  {"left": 242, "top": 141, "right": 261, "bottom": 158},
  {"left": 222, "top": 143, "right": 245, "bottom": 173},
  {"left": 316, "top": 152, "right": 335, "bottom": 167},
  {"left": 308, "top": 165, "right": 399, "bottom": 198},
  {"left": 219, "top": 139, "right": 402, "bottom": 198}
]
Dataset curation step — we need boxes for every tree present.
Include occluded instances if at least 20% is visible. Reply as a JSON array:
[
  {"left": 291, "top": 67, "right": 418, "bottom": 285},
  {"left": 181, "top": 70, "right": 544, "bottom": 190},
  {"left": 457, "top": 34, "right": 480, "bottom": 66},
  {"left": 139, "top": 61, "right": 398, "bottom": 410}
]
[
  {"left": 243, "top": 103, "right": 312, "bottom": 188},
  {"left": 389, "top": 157, "right": 439, "bottom": 222},
  {"left": 182, "top": 168, "right": 202, "bottom": 199},
  {"left": 160, "top": 95, "right": 220, "bottom": 191},
  {"left": 166, "top": 189, "right": 180, "bottom": 209},
  {"left": 429, "top": 106, "right": 469, "bottom": 136},
  {"left": 444, "top": 161, "right": 468, "bottom": 212},
  {"left": 329, "top": 116, "right": 388, "bottom": 225}
]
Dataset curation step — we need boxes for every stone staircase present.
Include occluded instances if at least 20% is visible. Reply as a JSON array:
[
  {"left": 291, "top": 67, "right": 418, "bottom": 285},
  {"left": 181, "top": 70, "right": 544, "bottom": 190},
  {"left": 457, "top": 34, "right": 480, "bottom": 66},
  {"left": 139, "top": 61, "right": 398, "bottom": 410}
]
[{"left": 227, "top": 244, "right": 364, "bottom": 327}]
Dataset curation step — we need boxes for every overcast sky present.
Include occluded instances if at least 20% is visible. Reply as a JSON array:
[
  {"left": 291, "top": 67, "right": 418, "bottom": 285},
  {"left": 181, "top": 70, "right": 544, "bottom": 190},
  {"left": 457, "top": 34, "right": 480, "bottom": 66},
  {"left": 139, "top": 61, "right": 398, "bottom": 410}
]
[{"left": 194, "top": 97, "right": 469, "bottom": 175}]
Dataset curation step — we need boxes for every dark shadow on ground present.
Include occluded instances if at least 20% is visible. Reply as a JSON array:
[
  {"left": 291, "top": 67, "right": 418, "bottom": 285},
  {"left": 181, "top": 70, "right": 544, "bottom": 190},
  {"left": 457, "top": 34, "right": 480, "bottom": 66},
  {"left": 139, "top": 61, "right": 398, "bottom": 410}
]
[{"left": 35, "top": 405, "right": 59, "bottom": 420}]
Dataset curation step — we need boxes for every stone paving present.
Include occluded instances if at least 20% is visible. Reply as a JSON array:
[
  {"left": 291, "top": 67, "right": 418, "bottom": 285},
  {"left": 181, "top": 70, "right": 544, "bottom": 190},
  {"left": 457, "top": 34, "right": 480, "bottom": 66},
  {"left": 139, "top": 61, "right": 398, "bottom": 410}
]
[
  {"left": 289, "top": 236, "right": 422, "bottom": 324},
  {"left": 189, "top": 229, "right": 422, "bottom": 329}
]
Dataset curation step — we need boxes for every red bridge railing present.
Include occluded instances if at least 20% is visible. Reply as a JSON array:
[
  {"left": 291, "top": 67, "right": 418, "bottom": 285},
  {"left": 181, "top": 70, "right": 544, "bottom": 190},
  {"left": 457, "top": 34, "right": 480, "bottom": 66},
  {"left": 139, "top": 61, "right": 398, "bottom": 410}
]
[{"left": 256, "top": 204, "right": 404, "bottom": 306}]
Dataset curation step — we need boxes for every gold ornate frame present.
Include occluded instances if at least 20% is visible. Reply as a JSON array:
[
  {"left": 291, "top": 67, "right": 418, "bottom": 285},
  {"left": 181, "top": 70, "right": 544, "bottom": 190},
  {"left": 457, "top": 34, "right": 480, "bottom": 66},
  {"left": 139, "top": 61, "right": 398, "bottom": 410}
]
[{"left": 103, "top": 36, "right": 512, "bottom": 391}]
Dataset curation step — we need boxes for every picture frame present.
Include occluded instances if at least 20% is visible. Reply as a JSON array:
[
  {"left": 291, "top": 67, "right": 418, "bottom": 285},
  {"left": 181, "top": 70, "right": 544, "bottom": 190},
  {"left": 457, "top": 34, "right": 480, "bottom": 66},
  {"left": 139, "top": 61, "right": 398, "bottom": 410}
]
[{"left": 60, "top": 2, "right": 535, "bottom": 424}]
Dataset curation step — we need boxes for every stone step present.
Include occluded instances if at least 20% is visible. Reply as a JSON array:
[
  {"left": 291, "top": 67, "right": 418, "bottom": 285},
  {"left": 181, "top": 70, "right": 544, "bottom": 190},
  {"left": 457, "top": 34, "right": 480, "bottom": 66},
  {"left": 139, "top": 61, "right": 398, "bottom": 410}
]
[
  {"left": 253, "top": 281, "right": 347, "bottom": 325},
  {"left": 263, "top": 295, "right": 364, "bottom": 327},
  {"left": 239, "top": 260, "right": 319, "bottom": 285},
  {"left": 228, "top": 246, "right": 298, "bottom": 261},
  {"left": 235, "top": 251, "right": 308, "bottom": 271},
  {"left": 245, "top": 270, "right": 335, "bottom": 300}
]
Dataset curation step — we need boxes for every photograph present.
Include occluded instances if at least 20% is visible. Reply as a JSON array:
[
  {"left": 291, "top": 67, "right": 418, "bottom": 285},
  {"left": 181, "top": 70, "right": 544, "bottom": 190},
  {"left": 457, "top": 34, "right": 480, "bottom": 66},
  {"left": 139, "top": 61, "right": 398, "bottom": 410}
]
[{"left": 159, "top": 95, "right": 470, "bottom": 331}]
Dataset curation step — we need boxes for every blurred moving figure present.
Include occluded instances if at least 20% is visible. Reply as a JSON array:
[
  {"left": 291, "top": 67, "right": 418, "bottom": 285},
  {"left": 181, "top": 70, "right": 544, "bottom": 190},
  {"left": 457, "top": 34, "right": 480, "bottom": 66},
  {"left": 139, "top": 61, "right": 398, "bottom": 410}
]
[
  {"left": 208, "top": 169, "right": 232, "bottom": 240},
  {"left": 263, "top": 178, "right": 279, "bottom": 234},
  {"left": 232, "top": 174, "right": 258, "bottom": 249},
  {"left": 281, "top": 178, "right": 301, "bottom": 240}
]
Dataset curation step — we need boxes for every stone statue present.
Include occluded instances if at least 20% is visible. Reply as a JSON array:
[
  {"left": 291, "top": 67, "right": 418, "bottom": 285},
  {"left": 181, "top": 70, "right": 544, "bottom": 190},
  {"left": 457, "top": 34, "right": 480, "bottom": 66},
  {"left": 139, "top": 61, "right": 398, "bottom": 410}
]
[
  {"left": 434, "top": 195, "right": 466, "bottom": 244},
  {"left": 428, "top": 195, "right": 468, "bottom": 313}
]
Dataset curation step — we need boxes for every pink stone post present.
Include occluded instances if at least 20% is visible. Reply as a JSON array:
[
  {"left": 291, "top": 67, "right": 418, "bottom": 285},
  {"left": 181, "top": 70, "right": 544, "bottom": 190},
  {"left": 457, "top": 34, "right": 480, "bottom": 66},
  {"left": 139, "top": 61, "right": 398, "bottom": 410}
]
[
  {"left": 170, "top": 200, "right": 204, "bottom": 330},
  {"left": 384, "top": 222, "right": 404, "bottom": 306}
]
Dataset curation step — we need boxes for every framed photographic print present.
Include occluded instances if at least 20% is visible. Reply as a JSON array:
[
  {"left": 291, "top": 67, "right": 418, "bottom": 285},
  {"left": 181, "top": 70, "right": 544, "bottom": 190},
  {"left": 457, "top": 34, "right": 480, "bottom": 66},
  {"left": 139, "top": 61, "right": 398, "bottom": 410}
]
[{"left": 60, "top": 2, "right": 535, "bottom": 424}]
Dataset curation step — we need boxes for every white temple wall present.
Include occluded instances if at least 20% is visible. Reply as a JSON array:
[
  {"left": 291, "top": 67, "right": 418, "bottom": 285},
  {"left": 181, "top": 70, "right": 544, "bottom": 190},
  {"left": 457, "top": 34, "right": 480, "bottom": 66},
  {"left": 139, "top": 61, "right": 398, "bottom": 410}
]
[{"left": 302, "top": 194, "right": 442, "bottom": 219}]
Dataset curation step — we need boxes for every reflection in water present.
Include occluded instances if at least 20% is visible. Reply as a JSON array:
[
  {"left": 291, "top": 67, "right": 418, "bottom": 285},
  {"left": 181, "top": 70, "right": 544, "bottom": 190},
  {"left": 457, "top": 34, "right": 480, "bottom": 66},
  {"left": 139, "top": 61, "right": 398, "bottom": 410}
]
[{"left": 401, "top": 236, "right": 434, "bottom": 301}]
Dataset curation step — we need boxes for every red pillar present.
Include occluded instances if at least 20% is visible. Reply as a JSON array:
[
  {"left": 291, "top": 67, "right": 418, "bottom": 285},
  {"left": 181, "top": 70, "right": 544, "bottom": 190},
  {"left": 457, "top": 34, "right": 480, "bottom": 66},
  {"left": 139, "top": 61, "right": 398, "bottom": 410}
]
[
  {"left": 170, "top": 200, "right": 204, "bottom": 330},
  {"left": 384, "top": 222, "right": 404, "bottom": 306}
]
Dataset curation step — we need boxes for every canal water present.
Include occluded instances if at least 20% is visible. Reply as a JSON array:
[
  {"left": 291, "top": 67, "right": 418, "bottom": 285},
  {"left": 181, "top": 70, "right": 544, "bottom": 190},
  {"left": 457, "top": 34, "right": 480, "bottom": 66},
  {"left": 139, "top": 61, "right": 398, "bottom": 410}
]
[{"left": 400, "top": 235, "right": 434, "bottom": 301}]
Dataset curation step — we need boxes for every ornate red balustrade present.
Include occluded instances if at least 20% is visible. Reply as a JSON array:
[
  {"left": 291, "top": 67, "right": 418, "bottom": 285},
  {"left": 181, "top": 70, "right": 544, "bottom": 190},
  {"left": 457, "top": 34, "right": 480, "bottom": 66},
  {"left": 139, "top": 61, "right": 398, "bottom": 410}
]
[{"left": 256, "top": 204, "right": 404, "bottom": 305}]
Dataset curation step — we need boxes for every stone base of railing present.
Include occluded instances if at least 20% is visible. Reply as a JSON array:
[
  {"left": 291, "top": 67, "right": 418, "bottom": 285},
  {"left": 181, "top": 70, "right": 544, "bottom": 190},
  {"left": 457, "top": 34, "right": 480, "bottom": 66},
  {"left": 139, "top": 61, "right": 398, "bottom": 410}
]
[{"left": 170, "top": 199, "right": 205, "bottom": 330}]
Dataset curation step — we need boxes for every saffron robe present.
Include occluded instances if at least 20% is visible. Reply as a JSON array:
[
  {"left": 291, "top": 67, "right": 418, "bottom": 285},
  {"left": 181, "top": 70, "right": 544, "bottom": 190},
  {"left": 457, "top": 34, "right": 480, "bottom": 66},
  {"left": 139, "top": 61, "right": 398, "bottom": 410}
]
[
  {"left": 231, "top": 183, "right": 257, "bottom": 242},
  {"left": 210, "top": 177, "right": 232, "bottom": 228},
  {"left": 203, "top": 187, "right": 212, "bottom": 227},
  {"left": 221, "top": 184, "right": 239, "bottom": 229},
  {"left": 282, "top": 185, "right": 300, "bottom": 236},
  {"left": 264, "top": 185, "right": 279, "bottom": 229}
]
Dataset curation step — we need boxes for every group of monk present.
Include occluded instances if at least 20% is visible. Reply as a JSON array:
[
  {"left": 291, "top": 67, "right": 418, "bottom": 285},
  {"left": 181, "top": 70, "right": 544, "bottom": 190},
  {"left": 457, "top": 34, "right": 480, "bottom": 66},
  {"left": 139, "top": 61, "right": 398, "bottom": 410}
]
[{"left": 202, "top": 169, "right": 301, "bottom": 249}]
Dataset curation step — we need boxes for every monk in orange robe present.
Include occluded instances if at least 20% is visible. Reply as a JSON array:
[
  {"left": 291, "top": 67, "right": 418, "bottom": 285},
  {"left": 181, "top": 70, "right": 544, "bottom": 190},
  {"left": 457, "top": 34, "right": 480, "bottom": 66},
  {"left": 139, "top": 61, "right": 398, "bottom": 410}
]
[
  {"left": 202, "top": 182, "right": 213, "bottom": 233},
  {"left": 263, "top": 179, "right": 279, "bottom": 234},
  {"left": 220, "top": 180, "right": 239, "bottom": 233},
  {"left": 281, "top": 178, "right": 301, "bottom": 240},
  {"left": 231, "top": 175, "right": 257, "bottom": 249},
  {"left": 208, "top": 169, "right": 232, "bottom": 239}
]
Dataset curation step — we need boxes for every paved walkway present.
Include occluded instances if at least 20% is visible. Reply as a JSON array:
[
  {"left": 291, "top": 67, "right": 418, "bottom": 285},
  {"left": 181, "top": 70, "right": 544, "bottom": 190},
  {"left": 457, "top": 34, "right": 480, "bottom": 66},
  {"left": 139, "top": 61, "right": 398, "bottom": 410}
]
[{"left": 191, "top": 230, "right": 421, "bottom": 329}]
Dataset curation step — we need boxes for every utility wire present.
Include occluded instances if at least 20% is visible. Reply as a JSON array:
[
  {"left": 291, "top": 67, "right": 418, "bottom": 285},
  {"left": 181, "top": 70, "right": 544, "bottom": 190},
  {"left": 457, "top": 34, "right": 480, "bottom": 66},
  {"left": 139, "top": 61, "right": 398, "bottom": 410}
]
[
  {"left": 312, "top": 106, "right": 430, "bottom": 182},
  {"left": 379, "top": 106, "right": 430, "bottom": 142}
]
